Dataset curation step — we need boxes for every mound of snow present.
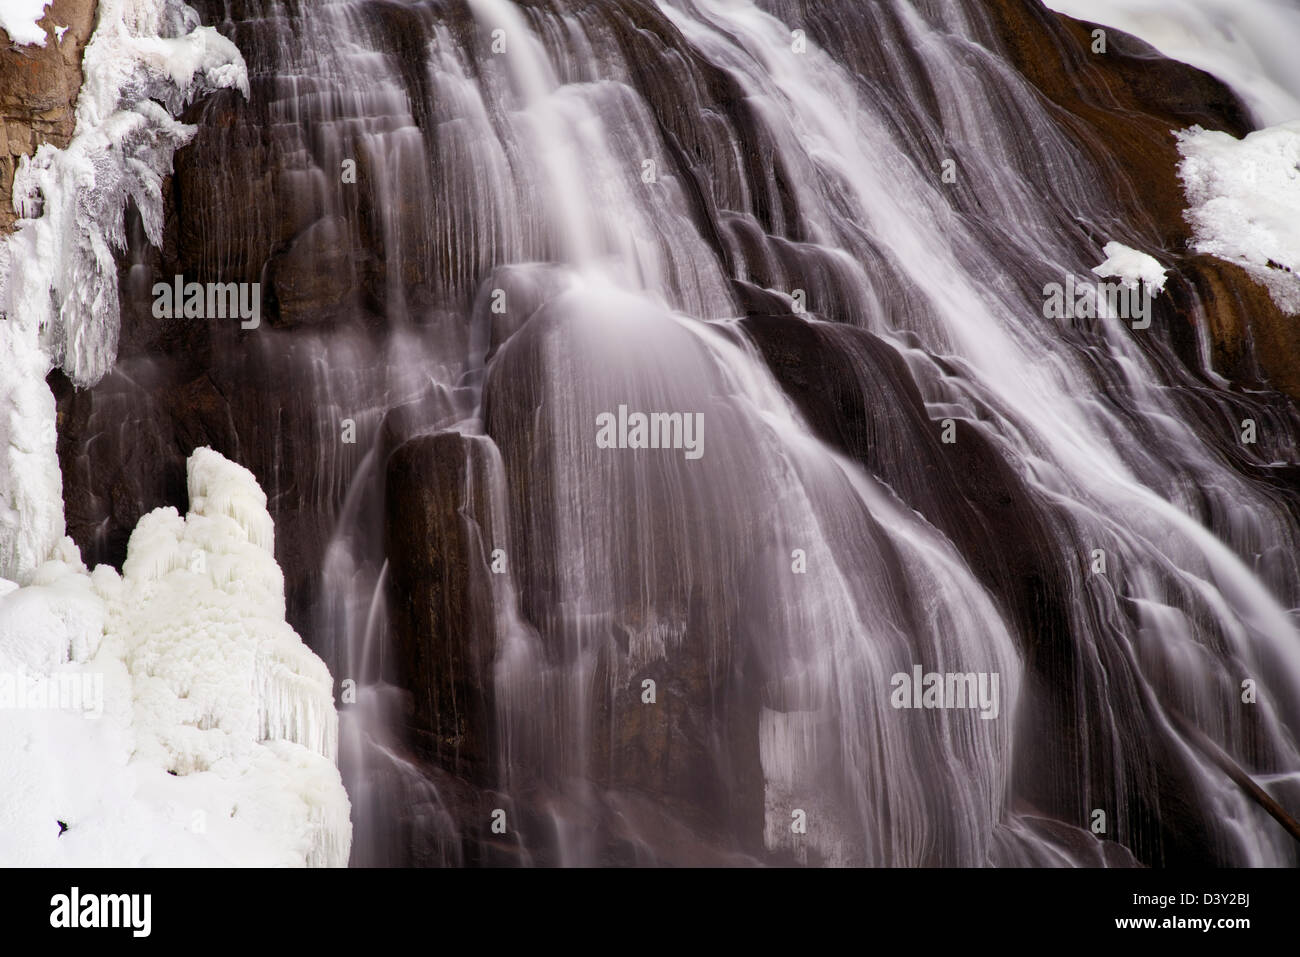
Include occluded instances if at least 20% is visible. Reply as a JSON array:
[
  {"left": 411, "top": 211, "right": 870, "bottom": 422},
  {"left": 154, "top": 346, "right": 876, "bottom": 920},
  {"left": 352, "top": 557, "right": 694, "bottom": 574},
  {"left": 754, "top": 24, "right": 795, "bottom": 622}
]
[
  {"left": 0, "top": 1, "right": 50, "bottom": 47},
  {"left": 1177, "top": 121, "right": 1300, "bottom": 314},
  {"left": 0, "top": 448, "right": 351, "bottom": 866},
  {"left": 1092, "top": 241, "right": 1168, "bottom": 292}
]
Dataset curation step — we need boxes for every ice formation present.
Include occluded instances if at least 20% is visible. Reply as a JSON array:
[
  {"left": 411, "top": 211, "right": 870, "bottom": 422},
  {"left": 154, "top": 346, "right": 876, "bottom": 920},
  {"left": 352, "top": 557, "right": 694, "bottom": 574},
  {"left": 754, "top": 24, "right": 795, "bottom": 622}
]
[
  {"left": 1091, "top": 241, "right": 1169, "bottom": 292},
  {"left": 0, "top": 0, "right": 247, "bottom": 582},
  {"left": 5, "top": 0, "right": 249, "bottom": 390},
  {"left": 0, "top": 0, "right": 51, "bottom": 47},
  {"left": 1177, "top": 121, "right": 1300, "bottom": 314},
  {"left": 0, "top": 2, "right": 349, "bottom": 865},
  {"left": 0, "top": 448, "right": 351, "bottom": 866}
]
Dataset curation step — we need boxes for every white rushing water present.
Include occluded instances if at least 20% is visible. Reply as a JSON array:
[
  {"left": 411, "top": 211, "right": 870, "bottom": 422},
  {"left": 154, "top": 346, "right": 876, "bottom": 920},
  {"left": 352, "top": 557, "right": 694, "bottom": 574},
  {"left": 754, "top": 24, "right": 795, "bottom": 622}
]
[{"left": 263, "top": 0, "right": 1297, "bottom": 863}]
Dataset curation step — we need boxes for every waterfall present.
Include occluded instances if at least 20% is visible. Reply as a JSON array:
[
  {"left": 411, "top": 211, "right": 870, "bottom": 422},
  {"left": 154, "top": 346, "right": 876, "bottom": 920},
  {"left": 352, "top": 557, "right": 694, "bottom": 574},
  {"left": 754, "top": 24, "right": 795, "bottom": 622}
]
[{"left": 22, "top": 0, "right": 1300, "bottom": 866}]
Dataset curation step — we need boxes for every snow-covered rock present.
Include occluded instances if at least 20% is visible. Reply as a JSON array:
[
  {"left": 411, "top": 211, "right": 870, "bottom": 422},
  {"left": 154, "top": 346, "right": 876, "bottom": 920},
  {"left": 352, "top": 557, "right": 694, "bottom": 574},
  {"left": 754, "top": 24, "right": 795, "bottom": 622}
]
[
  {"left": 0, "top": 0, "right": 248, "bottom": 583},
  {"left": 0, "top": 447, "right": 351, "bottom": 866},
  {"left": 1177, "top": 121, "right": 1300, "bottom": 314},
  {"left": 1092, "top": 241, "right": 1169, "bottom": 292},
  {"left": 0, "top": 0, "right": 52, "bottom": 47}
]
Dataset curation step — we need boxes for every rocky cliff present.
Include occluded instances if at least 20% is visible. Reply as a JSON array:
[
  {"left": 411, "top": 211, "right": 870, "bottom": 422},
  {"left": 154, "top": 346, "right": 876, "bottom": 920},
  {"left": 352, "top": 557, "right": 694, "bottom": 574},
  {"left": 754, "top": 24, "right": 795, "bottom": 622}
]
[{"left": 0, "top": 0, "right": 97, "bottom": 233}]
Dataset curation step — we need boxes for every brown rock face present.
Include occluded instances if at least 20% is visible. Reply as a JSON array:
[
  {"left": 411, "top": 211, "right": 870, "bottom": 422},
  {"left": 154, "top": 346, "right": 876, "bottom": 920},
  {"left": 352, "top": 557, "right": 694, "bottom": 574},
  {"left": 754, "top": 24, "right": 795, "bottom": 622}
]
[
  {"left": 0, "top": 0, "right": 98, "bottom": 233},
  {"left": 986, "top": 1, "right": 1300, "bottom": 401},
  {"left": 983, "top": 1, "right": 1252, "bottom": 246},
  {"left": 1180, "top": 255, "right": 1300, "bottom": 399}
]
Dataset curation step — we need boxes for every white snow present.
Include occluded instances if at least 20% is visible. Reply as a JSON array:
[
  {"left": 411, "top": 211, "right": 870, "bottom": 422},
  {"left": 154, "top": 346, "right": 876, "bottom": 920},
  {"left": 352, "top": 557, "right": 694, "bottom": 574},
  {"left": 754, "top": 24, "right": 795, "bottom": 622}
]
[
  {"left": 1176, "top": 121, "right": 1300, "bottom": 314},
  {"left": 0, "top": 448, "right": 351, "bottom": 866},
  {"left": 0, "top": 2, "right": 346, "bottom": 866},
  {"left": 1091, "top": 241, "right": 1169, "bottom": 292},
  {"left": 0, "top": 0, "right": 51, "bottom": 47},
  {"left": 0, "top": 306, "right": 63, "bottom": 583},
  {"left": 0, "top": 0, "right": 247, "bottom": 583},
  {"left": 1043, "top": 0, "right": 1300, "bottom": 127}
]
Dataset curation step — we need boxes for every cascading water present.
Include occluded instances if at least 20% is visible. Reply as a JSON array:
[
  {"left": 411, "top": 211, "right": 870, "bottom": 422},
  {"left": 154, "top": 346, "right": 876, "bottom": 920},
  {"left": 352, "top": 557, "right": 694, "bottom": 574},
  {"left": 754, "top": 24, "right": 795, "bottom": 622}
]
[{"left": 41, "top": 0, "right": 1300, "bottom": 866}]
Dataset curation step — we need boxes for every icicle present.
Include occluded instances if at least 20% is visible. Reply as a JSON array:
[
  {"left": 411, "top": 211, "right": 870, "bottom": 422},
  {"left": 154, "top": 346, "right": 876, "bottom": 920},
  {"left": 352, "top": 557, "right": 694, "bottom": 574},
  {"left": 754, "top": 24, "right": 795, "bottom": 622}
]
[
  {"left": 0, "top": 0, "right": 248, "bottom": 582},
  {"left": 256, "top": 642, "right": 340, "bottom": 763}
]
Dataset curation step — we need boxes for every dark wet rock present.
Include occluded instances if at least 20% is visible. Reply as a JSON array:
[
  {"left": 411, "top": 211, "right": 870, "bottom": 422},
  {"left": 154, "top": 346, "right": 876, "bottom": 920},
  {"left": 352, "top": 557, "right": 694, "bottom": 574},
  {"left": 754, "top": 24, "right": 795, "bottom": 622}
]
[
  {"left": 384, "top": 432, "right": 499, "bottom": 784},
  {"left": 171, "top": 87, "right": 282, "bottom": 287},
  {"left": 378, "top": 393, "right": 459, "bottom": 459},
  {"left": 50, "top": 363, "right": 189, "bottom": 572},
  {"left": 265, "top": 215, "right": 357, "bottom": 328}
]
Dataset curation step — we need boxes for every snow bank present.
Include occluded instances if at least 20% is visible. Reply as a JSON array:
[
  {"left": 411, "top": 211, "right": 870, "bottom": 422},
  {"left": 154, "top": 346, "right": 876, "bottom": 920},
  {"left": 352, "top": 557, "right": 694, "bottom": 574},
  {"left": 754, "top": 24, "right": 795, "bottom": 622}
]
[
  {"left": 0, "top": 0, "right": 51, "bottom": 47},
  {"left": 1092, "top": 241, "right": 1168, "bottom": 292},
  {"left": 0, "top": 0, "right": 247, "bottom": 582},
  {"left": 0, "top": 448, "right": 351, "bottom": 866},
  {"left": 1177, "top": 121, "right": 1300, "bottom": 314}
]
